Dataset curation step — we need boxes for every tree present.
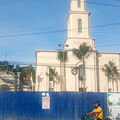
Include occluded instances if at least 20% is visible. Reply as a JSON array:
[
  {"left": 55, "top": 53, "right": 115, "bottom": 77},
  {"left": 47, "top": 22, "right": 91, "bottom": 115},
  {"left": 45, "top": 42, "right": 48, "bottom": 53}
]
[
  {"left": 0, "top": 61, "right": 14, "bottom": 72},
  {"left": 0, "top": 61, "right": 36, "bottom": 91},
  {"left": 46, "top": 67, "right": 58, "bottom": 91},
  {"left": 72, "top": 43, "right": 92, "bottom": 91},
  {"left": 19, "top": 66, "right": 36, "bottom": 91},
  {"left": 102, "top": 61, "right": 119, "bottom": 92},
  {"left": 57, "top": 50, "right": 68, "bottom": 91}
]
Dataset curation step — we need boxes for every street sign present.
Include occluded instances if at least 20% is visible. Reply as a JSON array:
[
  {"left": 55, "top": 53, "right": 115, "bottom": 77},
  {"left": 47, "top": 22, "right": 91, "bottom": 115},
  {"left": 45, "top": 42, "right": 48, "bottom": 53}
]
[{"left": 71, "top": 68, "right": 77, "bottom": 75}]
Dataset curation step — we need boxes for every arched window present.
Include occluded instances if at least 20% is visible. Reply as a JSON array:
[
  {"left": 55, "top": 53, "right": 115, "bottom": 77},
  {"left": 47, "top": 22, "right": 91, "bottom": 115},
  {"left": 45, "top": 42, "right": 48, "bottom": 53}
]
[
  {"left": 78, "top": 0, "right": 81, "bottom": 8},
  {"left": 78, "top": 19, "right": 82, "bottom": 33}
]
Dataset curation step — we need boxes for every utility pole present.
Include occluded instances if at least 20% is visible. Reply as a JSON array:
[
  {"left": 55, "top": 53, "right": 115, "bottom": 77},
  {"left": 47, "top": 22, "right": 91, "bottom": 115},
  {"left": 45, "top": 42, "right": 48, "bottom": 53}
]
[{"left": 58, "top": 44, "right": 69, "bottom": 91}]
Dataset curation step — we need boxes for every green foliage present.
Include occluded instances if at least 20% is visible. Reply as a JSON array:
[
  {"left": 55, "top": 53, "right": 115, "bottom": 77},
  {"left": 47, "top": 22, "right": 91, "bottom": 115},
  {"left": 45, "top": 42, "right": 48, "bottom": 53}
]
[
  {"left": 78, "top": 65, "right": 84, "bottom": 81},
  {"left": 57, "top": 50, "right": 68, "bottom": 91},
  {"left": 57, "top": 51, "right": 68, "bottom": 63},
  {"left": 46, "top": 67, "right": 57, "bottom": 81},
  {"left": 32, "top": 69, "right": 36, "bottom": 84},
  {"left": 72, "top": 43, "right": 92, "bottom": 62},
  {"left": 20, "top": 66, "right": 36, "bottom": 86},
  {"left": 46, "top": 67, "right": 58, "bottom": 91},
  {"left": 20, "top": 68, "right": 30, "bottom": 86},
  {"left": 13, "top": 65, "right": 23, "bottom": 73},
  {"left": 72, "top": 43, "right": 92, "bottom": 90},
  {"left": 0, "top": 61, "right": 14, "bottom": 72},
  {"left": 102, "top": 61, "right": 118, "bottom": 80}
]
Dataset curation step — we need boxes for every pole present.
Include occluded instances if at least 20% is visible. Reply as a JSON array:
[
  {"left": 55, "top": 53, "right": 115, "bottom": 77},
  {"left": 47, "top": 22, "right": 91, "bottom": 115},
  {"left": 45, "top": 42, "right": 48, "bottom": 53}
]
[{"left": 58, "top": 44, "right": 69, "bottom": 91}]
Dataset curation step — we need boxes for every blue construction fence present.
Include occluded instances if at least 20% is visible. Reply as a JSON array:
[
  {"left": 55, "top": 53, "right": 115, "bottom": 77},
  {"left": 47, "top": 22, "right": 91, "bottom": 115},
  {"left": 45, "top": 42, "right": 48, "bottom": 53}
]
[{"left": 0, "top": 92, "right": 107, "bottom": 120}]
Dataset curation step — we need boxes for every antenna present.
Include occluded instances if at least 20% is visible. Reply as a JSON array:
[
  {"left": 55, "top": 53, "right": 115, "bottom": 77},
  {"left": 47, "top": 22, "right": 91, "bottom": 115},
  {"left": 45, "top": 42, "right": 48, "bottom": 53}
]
[
  {"left": 5, "top": 51, "right": 7, "bottom": 61},
  {"left": 5, "top": 51, "right": 8, "bottom": 71}
]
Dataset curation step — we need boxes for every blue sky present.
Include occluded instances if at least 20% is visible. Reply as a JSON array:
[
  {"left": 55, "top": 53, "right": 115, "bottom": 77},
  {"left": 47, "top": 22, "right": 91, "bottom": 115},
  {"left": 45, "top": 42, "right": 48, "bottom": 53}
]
[{"left": 0, "top": 0, "right": 120, "bottom": 64}]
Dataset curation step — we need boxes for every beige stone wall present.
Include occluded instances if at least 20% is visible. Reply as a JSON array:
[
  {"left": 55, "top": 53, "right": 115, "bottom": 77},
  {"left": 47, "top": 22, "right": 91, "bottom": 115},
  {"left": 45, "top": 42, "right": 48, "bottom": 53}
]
[
  {"left": 35, "top": 50, "right": 120, "bottom": 92},
  {"left": 35, "top": 50, "right": 98, "bottom": 92},
  {"left": 35, "top": 50, "right": 61, "bottom": 91},
  {"left": 65, "top": 38, "right": 95, "bottom": 50},
  {"left": 98, "top": 53, "right": 120, "bottom": 92},
  {"left": 67, "top": 12, "right": 90, "bottom": 39},
  {"left": 65, "top": 50, "right": 97, "bottom": 92}
]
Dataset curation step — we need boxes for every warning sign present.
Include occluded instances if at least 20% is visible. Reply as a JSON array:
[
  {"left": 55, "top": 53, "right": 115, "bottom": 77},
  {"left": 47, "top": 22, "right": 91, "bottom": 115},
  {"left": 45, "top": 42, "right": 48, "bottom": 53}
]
[{"left": 42, "top": 95, "right": 50, "bottom": 109}]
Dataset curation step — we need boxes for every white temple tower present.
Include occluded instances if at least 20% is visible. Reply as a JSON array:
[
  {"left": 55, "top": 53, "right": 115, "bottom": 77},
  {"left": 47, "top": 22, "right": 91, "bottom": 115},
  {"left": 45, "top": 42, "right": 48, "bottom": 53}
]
[{"left": 65, "top": 0, "right": 95, "bottom": 49}]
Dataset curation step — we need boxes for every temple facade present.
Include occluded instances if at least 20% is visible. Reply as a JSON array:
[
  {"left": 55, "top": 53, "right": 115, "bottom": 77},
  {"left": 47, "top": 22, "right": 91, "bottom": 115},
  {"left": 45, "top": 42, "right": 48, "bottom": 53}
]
[{"left": 35, "top": 0, "right": 120, "bottom": 92}]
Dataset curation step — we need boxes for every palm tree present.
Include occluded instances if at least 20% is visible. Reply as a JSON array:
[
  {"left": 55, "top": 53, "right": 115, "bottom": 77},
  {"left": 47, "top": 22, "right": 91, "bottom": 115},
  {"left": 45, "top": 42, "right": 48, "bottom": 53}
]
[
  {"left": 46, "top": 67, "right": 58, "bottom": 91},
  {"left": 72, "top": 43, "right": 92, "bottom": 91},
  {"left": 19, "top": 66, "right": 36, "bottom": 91},
  {"left": 102, "top": 61, "right": 119, "bottom": 92},
  {"left": 57, "top": 50, "right": 68, "bottom": 91}
]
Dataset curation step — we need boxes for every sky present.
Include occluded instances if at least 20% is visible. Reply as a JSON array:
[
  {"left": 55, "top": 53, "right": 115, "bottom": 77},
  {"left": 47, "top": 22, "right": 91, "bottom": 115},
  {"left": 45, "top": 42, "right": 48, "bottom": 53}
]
[{"left": 0, "top": 0, "right": 120, "bottom": 65}]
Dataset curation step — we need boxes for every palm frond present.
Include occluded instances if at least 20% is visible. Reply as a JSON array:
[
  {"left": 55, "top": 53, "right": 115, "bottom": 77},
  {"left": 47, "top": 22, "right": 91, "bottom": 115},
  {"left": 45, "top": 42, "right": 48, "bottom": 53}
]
[
  {"left": 72, "top": 42, "right": 93, "bottom": 61},
  {"left": 102, "top": 61, "right": 119, "bottom": 80},
  {"left": 57, "top": 50, "right": 68, "bottom": 62},
  {"left": 46, "top": 67, "right": 58, "bottom": 81}
]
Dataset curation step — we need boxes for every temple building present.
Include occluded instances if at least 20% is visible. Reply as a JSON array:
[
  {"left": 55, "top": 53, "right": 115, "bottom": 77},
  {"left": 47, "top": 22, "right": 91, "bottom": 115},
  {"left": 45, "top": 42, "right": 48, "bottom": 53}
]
[{"left": 35, "top": 0, "right": 120, "bottom": 92}]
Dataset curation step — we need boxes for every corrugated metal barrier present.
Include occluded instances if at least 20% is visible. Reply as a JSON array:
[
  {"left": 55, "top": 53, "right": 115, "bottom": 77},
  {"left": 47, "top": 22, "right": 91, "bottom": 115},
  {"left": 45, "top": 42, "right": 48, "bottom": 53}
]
[{"left": 0, "top": 92, "right": 107, "bottom": 120}]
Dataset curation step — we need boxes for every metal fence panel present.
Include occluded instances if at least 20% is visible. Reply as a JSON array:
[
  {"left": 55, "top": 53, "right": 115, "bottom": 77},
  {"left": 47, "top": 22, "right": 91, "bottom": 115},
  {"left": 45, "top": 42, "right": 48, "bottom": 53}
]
[{"left": 0, "top": 92, "right": 107, "bottom": 120}]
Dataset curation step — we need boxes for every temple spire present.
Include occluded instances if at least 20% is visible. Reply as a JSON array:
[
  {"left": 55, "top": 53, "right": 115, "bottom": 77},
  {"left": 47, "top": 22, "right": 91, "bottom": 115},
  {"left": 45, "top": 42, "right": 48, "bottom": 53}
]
[{"left": 70, "top": 0, "right": 86, "bottom": 12}]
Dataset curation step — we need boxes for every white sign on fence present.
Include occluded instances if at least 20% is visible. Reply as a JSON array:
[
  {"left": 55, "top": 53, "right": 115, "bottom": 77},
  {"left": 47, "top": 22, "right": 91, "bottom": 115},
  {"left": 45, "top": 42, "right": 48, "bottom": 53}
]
[{"left": 42, "top": 93, "right": 50, "bottom": 109}]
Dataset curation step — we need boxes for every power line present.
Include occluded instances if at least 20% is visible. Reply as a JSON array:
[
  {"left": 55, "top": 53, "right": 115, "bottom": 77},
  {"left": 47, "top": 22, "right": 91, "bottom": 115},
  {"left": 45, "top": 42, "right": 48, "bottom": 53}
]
[
  {"left": 91, "top": 32, "right": 120, "bottom": 35},
  {"left": 0, "top": 30, "right": 67, "bottom": 38},
  {"left": 86, "top": 1, "right": 120, "bottom": 7},
  {"left": 75, "top": 0, "right": 120, "bottom": 7},
  {"left": 96, "top": 43, "right": 120, "bottom": 47},
  {"left": 91, "top": 22, "right": 120, "bottom": 28},
  {"left": 0, "top": 22, "right": 120, "bottom": 38}
]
